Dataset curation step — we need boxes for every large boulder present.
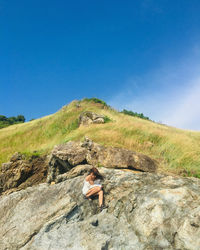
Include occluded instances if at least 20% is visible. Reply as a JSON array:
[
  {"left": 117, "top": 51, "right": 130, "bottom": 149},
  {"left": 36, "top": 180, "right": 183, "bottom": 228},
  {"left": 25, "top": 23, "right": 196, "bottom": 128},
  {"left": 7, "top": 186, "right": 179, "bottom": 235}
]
[
  {"left": 79, "top": 111, "right": 105, "bottom": 125},
  {"left": 47, "top": 138, "right": 157, "bottom": 183},
  {"left": 47, "top": 141, "right": 88, "bottom": 183},
  {"left": 0, "top": 166, "right": 200, "bottom": 249},
  {"left": 85, "top": 140, "right": 156, "bottom": 172}
]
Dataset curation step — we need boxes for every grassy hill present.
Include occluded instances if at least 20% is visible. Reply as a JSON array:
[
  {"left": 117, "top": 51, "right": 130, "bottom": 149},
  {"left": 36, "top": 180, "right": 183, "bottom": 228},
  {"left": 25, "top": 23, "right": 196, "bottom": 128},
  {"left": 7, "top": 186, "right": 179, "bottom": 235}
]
[{"left": 1, "top": 98, "right": 200, "bottom": 178}]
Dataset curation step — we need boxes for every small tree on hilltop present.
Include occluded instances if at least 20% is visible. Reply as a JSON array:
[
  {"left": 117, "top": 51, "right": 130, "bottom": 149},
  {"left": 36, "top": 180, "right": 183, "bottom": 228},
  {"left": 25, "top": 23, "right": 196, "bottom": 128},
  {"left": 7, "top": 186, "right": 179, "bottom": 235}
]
[{"left": 17, "top": 115, "right": 25, "bottom": 122}]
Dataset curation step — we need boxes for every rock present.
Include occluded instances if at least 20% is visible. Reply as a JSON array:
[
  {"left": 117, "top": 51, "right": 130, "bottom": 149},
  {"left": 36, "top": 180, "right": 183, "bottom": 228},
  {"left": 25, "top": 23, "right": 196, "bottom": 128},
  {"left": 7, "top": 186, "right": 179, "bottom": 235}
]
[
  {"left": 84, "top": 139, "right": 157, "bottom": 172},
  {"left": 47, "top": 142, "right": 88, "bottom": 183},
  {"left": 10, "top": 152, "right": 23, "bottom": 162},
  {"left": 0, "top": 166, "right": 200, "bottom": 249},
  {"left": 55, "top": 164, "right": 93, "bottom": 183},
  {"left": 79, "top": 111, "right": 105, "bottom": 126},
  {"left": 1, "top": 138, "right": 156, "bottom": 193},
  {"left": 75, "top": 102, "right": 81, "bottom": 108},
  {"left": 47, "top": 138, "right": 157, "bottom": 183},
  {"left": 0, "top": 154, "right": 48, "bottom": 195}
]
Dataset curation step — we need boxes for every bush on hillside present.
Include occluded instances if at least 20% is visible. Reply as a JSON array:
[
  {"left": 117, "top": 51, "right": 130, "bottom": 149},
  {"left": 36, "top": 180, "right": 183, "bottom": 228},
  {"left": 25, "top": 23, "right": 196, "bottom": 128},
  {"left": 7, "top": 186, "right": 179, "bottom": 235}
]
[
  {"left": 121, "top": 109, "right": 151, "bottom": 121},
  {"left": 82, "top": 98, "right": 108, "bottom": 107},
  {"left": 104, "top": 115, "right": 112, "bottom": 123},
  {"left": 0, "top": 115, "right": 25, "bottom": 129},
  {"left": 0, "top": 121, "right": 10, "bottom": 129}
]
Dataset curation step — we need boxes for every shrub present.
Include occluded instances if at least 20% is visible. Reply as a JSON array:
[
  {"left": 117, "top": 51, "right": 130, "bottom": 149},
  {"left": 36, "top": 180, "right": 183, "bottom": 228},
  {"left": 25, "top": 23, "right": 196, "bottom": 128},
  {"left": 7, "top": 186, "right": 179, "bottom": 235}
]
[
  {"left": 0, "top": 121, "right": 10, "bottom": 129},
  {"left": 121, "top": 109, "right": 151, "bottom": 121},
  {"left": 104, "top": 116, "right": 112, "bottom": 123},
  {"left": 0, "top": 115, "right": 7, "bottom": 121},
  {"left": 0, "top": 115, "right": 26, "bottom": 129},
  {"left": 83, "top": 98, "right": 108, "bottom": 106},
  {"left": 17, "top": 115, "right": 25, "bottom": 122}
]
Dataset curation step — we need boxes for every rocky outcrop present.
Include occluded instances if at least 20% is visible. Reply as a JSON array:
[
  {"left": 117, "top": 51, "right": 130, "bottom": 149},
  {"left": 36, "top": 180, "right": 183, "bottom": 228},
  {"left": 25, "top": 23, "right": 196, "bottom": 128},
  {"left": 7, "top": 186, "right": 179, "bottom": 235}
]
[
  {"left": 47, "top": 138, "right": 157, "bottom": 183},
  {"left": 0, "top": 166, "right": 200, "bottom": 250},
  {"left": 79, "top": 111, "right": 105, "bottom": 125},
  {"left": 0, "top": 153, "right": 48, "bottom": 195},
  {"left": 0, "top": 138, "right": 156, "bottom": 194},
  {"left": 1, "top": 140, "right": 199, "bottom": 249}
]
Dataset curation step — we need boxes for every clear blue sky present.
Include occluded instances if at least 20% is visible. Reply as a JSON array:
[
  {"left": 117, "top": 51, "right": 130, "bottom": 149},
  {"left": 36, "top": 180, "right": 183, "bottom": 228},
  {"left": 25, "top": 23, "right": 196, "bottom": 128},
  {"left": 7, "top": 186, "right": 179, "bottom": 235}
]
[{"left": 1, "top": 0, "right": 200, "bottom": 130}]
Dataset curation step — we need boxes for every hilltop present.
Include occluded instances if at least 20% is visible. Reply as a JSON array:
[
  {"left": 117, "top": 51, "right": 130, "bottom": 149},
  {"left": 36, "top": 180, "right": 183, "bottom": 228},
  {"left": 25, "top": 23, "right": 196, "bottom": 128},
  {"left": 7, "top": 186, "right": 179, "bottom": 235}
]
[{"left": 0, "top": 98, "right": 200, "bottom": 178}]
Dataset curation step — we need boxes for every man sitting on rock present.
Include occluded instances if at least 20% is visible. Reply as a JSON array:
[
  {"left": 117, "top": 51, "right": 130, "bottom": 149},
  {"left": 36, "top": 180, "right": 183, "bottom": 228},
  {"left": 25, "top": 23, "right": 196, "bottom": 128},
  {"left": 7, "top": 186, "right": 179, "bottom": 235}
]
[{"left": 82, "top": 167, "right": 107, "bottom": 211}]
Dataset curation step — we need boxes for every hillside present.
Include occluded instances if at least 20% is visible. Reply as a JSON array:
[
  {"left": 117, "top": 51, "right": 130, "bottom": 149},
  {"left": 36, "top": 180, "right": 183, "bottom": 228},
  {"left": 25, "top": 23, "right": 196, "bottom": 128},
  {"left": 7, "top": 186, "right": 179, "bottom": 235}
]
[{"left": 0, "top": 98, "right": 200, "bottom": 178}]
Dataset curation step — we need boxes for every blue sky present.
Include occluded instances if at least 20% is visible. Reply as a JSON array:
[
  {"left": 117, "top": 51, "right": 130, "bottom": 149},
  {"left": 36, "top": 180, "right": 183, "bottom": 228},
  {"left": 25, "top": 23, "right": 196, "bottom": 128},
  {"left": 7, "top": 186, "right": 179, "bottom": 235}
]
[{"left": 1, "top": 0, "right": 200, "bottom": 130}]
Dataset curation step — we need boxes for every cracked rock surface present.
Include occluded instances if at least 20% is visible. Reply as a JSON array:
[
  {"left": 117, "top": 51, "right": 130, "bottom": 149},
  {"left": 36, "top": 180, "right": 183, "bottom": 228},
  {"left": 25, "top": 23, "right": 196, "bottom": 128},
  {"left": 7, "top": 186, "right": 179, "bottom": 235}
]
[{"left": 0, "top": 167, "right": 200, "bottom": 250}]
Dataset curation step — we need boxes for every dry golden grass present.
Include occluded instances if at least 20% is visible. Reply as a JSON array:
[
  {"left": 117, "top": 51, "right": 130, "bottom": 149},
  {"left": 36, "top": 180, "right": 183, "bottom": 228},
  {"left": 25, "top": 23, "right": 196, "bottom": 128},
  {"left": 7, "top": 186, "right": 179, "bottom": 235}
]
[{"left": 1, "top": 99, "right": 200, "bottom": 178}]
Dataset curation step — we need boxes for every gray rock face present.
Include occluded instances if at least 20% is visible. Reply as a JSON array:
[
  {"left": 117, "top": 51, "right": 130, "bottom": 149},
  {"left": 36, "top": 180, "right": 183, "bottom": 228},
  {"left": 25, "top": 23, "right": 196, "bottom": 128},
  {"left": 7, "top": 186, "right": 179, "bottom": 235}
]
[
  {"left": 79, "top": 111, "right": 105, "bottom": 125},
  {"left": 1, "top": 166, "right": 200, "bottom": 250},
  {"left": 47, "top": 138, "right": 157, "bottom": 183}
]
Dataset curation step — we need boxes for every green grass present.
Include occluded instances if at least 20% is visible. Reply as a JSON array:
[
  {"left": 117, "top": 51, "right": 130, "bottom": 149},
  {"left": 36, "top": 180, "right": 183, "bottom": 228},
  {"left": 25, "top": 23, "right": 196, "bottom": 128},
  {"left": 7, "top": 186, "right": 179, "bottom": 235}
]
[
  {"left": 82, "top": 97, "right": 108, "bottom": 107},
  {"left": 103, "top": 115, "right": 112, "bottom": 123},
  {"left": 20, "top": 150, "right": 44, "bottom": 160},
  {"left": 1, "top": 99, "right": 200, "bottom": 178},
  {"left": 0, "top": 121, "right": 24, "bottom": 129}
]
